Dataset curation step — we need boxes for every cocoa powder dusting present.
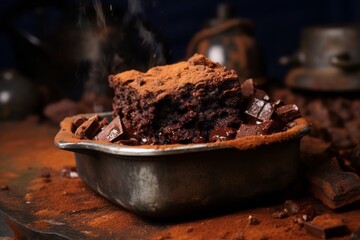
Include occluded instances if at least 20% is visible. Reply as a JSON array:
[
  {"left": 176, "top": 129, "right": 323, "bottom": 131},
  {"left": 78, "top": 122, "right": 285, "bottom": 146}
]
[{"left": 1, "top": 113, "right": 360, "bottom": 239}]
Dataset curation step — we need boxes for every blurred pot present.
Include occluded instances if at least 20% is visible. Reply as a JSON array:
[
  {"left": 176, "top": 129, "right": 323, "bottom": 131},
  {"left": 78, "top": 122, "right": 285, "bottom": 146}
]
[
  {"left": 187, "top": 3, "right": 265, "bottom": 85},
  {"left": 281, "top": 25, "right": 360, "bottom": 91},
  {"left": 0, "top": 69, "right": 37, "bottom": 120}
]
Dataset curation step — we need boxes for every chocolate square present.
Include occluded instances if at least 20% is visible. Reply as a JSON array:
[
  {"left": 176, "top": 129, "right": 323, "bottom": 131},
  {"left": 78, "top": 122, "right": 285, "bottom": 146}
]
[{"left": 96, "top": 116, "right": 126, "bottom": 142}]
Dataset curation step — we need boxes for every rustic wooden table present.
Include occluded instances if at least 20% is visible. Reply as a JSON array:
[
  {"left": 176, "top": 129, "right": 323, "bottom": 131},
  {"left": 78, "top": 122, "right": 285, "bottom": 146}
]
[{"left": 0, "top": 121, "right": 359, "bottom": 240}]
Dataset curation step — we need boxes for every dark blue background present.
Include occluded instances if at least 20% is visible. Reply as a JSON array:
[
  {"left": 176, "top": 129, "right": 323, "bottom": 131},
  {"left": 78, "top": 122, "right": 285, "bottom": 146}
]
[{"left": 1, "top": 0, "right": 360, "bottom": 82}]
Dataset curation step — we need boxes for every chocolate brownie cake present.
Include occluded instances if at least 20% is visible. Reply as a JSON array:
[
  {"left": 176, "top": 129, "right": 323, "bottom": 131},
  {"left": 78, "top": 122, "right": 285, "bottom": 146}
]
[
  {"left": 109, "top": 54, "right": 242, "bottom": 144},
  {"left": 105, "top": 54, "right": 299, "bottom": 145}
]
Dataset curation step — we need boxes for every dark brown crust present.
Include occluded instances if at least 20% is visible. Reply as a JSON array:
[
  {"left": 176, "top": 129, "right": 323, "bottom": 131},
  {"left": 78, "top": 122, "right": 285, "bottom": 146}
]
[{"left": 109, "top": 54, "right": 238, "bottom": 100}]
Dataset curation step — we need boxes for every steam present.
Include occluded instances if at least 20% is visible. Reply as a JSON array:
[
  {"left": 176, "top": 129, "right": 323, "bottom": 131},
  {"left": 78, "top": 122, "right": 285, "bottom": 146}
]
[
  {"left": 77, "top": 0, "right": 166, "bottom": 111},
  {"left": 93, "top": 0, "right": 106, "bottom": 29},
  {"left": 125, "top": 0, "right": 166, "bottom": 68}
]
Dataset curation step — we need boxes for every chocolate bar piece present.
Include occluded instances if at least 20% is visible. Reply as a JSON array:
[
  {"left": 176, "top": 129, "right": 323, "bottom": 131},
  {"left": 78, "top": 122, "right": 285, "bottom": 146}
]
[
  {"left": 307, "top": 158, "right": 360, "bottom": 209},
  {"left": 240, "top": 79, "right": 254, "bottom": 98},
  {"left": 236, "top": 120, "right": 275, "bottom": 138},
  {"left": 74, "top": 115, "right": 101, "bottom": 139},
  {"left": 209, "top": 127, "right": 236, "bottom": 142},
  {"left": 96, "top": 116, "right": 126, "bottom": 142},
  {"left": 73, "top": 116, "right": 87, "bottom": 129},
  {"left": 245, "top": 98, "right": 275, "bottom": 123},
  {"left": 275, "top": 104, "right": 301, "bottom": 123},
  {"left": 304, "top": 214, "right": 348, "bottom": 239}
]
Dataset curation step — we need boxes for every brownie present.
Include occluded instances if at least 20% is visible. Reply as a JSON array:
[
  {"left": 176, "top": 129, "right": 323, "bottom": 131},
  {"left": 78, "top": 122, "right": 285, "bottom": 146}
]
[{"left": 109, "top": 54, "right": 245, "bottom": 144}]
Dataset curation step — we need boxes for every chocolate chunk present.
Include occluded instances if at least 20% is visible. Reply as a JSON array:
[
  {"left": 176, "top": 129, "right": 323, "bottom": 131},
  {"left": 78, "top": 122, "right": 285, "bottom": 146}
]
[
  {"left": 300, "top": 204, "right": 317, "bottom": 222},
  {"left": 272, "top": 210, "right": 288, "bottom": 219},
  {"left": 307, "top": 157, "right": 360, "bottom": 209},
  {"left": 209, "top": 127, "right": 236, "bottom": 142},
  {"left": 284, "top": 200, "right": 300, "bottom": 215},
  {"left": 258, "top": 102, "right": 275, "bottom": 121},
  {"left": 74, "top": 115, "right": 101, "bottom": 139},
  {"left": 304, "top": 214, "right": 348, "bottom": 239},
  {"left": 351, "top": 228, "right": 360, "bottom": 240},
  {"left": 240, "top": 79, "right": 254, "bottom": 98},
  {"left": 275, "top": 104, "right": 301, "bottom": 123},
  {"left": 248, "top": 215, "right": 260, "bottom": 225},
  {"left": 236, "top": 120, "right": 275, "bottom": 138},
  {"left": 96, "top": 116, "right": 125, "bottom": 142},
  {"left": 245, "top": 98, "right": 275, "bottom": 122},
  {"left": 245, "top": 98, "right": 265, "bottom": 122},
  {"left": 73, "top": 116, "right": 87, "bottom": 129}
]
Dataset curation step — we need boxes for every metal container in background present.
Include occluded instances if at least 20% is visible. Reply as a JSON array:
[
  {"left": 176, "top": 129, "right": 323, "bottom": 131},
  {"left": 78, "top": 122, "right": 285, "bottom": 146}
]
[
  {"left": 187, "top": 3, "right": 266, "bottom": 86},
  {"left": 0, "top": 69, "right": 37, "bottom": 120},
  {"left": 280, "top": 25, "right": 360, "bottom": 91}
]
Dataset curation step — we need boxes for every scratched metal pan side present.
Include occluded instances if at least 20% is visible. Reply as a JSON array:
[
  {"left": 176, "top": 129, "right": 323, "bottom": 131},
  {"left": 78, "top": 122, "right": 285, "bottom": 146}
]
[{"left": 73, "top": 138, "right": 301, "bottom": 218}]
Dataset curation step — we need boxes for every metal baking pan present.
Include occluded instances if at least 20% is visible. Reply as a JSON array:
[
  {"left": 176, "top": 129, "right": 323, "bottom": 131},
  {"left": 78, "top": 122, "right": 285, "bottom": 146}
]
[{"left": 55, "top": 112, "right": 310, "bottom": 218}]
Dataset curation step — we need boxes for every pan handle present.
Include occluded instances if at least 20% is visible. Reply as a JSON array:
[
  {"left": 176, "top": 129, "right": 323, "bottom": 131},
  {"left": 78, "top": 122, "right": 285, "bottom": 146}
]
[
  {"left": 279, "top": 51, "right": 305, "bottom": 66},
  {"left": 329, "top": 53, "right": 360, "bottom": 70}
]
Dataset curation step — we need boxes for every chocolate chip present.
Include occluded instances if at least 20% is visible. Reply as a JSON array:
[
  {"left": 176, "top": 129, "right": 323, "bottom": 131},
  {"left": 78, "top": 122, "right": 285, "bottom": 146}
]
[
  {"left": 96, "top": 116, "right": 126, "bottom": 142},
  {"left": 304, "top": 214, "right": 349, "bottom": 239},
  {"left": 248, "top": 215, "right": 260, "bottom": 225},
  {"left": 209, "top": 127, "right": 236, "bottom": 142}
]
